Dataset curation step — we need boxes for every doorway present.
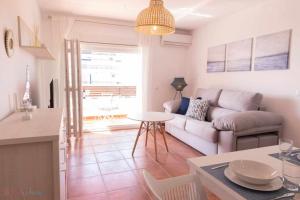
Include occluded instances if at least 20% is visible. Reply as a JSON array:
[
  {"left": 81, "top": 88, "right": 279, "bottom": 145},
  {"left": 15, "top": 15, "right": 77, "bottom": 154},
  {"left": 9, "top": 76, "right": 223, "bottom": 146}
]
[{"left": 80, "top": 43, "right": 141, "bottom": 132}]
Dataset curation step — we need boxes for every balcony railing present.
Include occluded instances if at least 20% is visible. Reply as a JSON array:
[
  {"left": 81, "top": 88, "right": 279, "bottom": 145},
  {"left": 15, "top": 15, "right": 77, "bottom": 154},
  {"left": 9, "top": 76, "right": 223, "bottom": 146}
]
[
  {"left": 82, "top": 86, "right": 137, "bottom": 121},
  {"left": 83, "top": 86, "right": 136, "bottom": 97}
]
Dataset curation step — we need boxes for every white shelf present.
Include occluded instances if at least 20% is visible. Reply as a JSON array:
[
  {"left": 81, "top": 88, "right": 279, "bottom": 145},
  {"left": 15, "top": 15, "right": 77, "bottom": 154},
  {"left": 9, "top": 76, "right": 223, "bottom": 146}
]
[
  {"left": 20, "top": 45, "right": 54, "bottom": 60},
  {"left": 17, "top": 16, "right": 54, "bottom": 60}
]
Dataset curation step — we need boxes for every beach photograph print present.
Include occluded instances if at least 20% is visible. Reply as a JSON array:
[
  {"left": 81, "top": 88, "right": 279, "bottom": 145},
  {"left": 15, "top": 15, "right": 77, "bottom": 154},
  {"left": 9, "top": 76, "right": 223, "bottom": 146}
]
[
  {"left": 255, "top": 30, "right": 291, "bottom": 71},
  {"left": 226, "top": 38, "right": 253, "bottom": 72},
  {"left": 207, "top": 44, "right": 226, "bottom": 73}
]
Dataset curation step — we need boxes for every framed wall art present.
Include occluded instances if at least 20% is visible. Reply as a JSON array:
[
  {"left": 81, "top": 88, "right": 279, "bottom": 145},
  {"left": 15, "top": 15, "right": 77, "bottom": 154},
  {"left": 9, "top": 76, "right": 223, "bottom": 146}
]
[
  {"left": 254, "top": 30, "right": 291, "bottom": 71},
  {"left": 207, "top": 44, "right": 226, "bottom": 73},
  {"left": 226, "top": 38, "right": 253, "bottom": 72}
]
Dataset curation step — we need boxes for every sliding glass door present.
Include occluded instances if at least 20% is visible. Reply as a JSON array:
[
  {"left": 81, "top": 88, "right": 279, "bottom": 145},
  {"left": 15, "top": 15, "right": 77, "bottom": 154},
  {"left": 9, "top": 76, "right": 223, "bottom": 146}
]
[{"left": 80, "top": 43, "right": 141, "bottom": 131}]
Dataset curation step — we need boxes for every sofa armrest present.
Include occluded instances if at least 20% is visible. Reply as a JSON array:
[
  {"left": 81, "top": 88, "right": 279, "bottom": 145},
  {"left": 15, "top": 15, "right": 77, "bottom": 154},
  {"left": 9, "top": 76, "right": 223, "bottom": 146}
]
[
  {"left": 163, "top": 100, "right": 180, "bottom": 113},
  {"left": 212, "top": 111, "right": 283, "bottom": 132}
]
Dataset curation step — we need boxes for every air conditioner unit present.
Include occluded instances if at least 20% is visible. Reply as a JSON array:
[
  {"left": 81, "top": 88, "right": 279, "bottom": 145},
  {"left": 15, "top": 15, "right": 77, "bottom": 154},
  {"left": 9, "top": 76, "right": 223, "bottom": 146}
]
[{"left": 161, "top": 33, "right": 192, "bottom": 47}]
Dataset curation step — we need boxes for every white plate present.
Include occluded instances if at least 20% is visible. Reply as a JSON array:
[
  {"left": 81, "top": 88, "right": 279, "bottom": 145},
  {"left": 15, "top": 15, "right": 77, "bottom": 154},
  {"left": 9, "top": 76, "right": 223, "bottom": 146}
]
[
  {"left": 224, "top": 167, "right": 283, "bottom": 191},
  {"left": 229, "top": 160, "right": 279, "bottom": 185}
]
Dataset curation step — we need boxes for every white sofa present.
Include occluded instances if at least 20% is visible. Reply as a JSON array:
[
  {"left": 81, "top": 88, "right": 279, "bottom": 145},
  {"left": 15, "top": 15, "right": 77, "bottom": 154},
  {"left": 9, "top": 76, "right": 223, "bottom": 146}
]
[{"left": 163, "top": 88, "right": 283, "bottom": 155}]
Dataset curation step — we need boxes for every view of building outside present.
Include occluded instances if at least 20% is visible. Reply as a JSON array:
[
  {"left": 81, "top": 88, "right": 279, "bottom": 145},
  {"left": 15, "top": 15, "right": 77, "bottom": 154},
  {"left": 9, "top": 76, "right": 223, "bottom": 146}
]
[
  {"left": 81, "top": 49, "right": 140, "bottom": 121},
  {"left": 81, "top": 51, "right": 139, "bottom": 86}
]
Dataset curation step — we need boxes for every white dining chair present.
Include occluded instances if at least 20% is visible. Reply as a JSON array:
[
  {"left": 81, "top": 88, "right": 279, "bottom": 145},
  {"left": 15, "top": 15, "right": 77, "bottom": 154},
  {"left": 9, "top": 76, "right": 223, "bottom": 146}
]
[{"left": 143, "top": 170, "right": 207, "bottom": 200}]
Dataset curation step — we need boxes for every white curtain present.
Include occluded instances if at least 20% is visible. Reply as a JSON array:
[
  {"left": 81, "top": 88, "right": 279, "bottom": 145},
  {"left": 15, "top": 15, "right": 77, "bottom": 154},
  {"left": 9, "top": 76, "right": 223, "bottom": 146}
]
[
  {"left": 37, "top": 16, "right": 74, "bottom": 108},
  {"left": 138, "top": 34, "right": 155, "bottom": 112}
]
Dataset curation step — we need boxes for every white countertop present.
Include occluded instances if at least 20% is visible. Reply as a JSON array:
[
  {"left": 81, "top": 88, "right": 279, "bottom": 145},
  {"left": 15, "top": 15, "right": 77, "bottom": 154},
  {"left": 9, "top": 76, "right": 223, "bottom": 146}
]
[{"left": 0, "top": 108, "right": 63, "bottom": 145}]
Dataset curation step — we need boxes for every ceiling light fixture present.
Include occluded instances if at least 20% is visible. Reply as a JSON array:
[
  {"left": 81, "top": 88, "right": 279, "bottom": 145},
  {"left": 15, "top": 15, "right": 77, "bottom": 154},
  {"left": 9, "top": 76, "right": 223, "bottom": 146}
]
[{"left": 135, "top": 0, "right": 175, "bottom": 36}]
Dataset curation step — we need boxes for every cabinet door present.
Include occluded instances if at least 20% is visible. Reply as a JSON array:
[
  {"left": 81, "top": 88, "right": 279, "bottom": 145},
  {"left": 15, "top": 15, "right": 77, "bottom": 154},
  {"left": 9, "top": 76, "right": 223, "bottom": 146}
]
[{"left": 0, "top": 142, "right": 54, "bottom": 200}]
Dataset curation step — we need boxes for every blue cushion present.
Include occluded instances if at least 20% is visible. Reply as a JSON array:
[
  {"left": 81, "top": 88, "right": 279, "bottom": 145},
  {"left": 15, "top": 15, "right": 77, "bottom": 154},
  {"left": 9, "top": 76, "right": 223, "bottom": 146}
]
[
  {"left": 176, "top": 97, "right": 202, "bottom": 115},
  {"left": 176, "top": 97, "right": 190, "bottom": 115}
]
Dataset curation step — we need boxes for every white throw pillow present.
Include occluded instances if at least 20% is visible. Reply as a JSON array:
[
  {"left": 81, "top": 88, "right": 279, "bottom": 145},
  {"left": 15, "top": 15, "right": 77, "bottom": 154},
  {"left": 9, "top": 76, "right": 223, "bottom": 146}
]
[{"left": 185, "top": 98, "right": 209, "bottom": 121}]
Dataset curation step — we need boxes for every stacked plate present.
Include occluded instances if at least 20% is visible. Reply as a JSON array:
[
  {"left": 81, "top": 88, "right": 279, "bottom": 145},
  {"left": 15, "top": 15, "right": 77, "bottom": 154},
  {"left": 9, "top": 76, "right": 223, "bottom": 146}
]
[{"left": 224, "top": 160, "right": 282, "bottom": 191}]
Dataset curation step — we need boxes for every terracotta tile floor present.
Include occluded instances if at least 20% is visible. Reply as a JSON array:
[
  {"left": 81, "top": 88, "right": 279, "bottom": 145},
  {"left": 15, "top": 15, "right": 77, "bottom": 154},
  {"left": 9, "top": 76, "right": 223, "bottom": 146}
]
[{"left": 67, "top": 129, "right": 219, "bottom": 200}]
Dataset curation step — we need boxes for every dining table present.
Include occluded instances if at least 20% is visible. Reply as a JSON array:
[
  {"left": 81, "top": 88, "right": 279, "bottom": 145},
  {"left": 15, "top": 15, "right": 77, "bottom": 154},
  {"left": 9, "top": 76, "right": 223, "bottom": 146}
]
[{"left": 188, "top": 145, "right": 300, "bottom": 200}]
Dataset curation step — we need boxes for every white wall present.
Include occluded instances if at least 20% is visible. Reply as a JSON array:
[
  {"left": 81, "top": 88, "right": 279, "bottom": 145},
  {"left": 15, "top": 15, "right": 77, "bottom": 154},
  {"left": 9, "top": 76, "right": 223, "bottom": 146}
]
[
  {"left": 187, "top": 0, "right": 300, "bottom": 145},
  {"left": 0, "top": 0, "right": 41, "bottom": 119},
  {"left": 147, "top": 39, "right": 188, "bottom": 111}
]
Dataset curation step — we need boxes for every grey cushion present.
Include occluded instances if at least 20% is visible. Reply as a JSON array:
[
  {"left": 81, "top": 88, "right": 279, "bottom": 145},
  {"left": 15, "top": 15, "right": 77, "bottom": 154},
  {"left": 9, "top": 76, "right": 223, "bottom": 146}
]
[
  {"left": 167, "top": 114, "right": 187, "bottom": 129},
  {"left": 163, "top": 100, "right": 180, "bottom": 113},
  {"left": 194, "top": 88, "right": 222, "bottom": 106},
  {"left": 185, "top": 118, "right": 218, "bottom": 143},
  {"left": 186, "top": 99, "right": 209, "bottom": 121},
  {"left": 207, "top": 106, "right": 238, "bottom": 122},
  {"left": 212, "top": 111, "right": 283, "bottom": 132},
  {"left": 218, "top": 90, "right": 263, "bottom": 111}
]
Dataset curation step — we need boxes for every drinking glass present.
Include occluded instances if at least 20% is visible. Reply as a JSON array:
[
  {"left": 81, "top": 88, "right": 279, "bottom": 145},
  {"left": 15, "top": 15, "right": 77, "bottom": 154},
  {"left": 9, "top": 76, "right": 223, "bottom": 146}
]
[
  {"left": 279, "top": 138, "right": 293, "bottom": 159},
  {"left": 283, "top": 159, "right": 300, "bottom": 192},
  {"left": 279, "top": 138, "right": 297, "bottom": 191}
]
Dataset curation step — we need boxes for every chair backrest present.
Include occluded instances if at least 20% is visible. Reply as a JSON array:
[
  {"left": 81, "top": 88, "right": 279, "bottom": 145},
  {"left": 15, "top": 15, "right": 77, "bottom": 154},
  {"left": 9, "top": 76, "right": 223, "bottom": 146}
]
[{"left": 143, "top": 170, "right": 207, "bottom": 200}]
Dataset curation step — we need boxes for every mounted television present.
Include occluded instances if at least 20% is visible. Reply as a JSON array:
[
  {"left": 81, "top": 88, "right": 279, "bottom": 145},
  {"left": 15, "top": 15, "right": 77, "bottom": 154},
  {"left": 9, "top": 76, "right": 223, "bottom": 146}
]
[{"left": 49, "top": 79, "right": 54, "bottom": 108}]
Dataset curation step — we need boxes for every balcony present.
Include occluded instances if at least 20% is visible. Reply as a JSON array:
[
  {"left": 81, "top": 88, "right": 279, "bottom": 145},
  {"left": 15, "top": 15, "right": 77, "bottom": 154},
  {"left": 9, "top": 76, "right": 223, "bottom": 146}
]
[{"left": 82, "top": 85, "right": 139, "bottom": 131}]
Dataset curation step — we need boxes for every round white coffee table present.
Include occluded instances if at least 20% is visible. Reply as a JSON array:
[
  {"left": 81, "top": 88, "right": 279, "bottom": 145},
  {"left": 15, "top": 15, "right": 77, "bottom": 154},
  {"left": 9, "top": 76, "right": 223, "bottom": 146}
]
[{"left": 128, "top": 112, "right": 174, "bottom": 161}]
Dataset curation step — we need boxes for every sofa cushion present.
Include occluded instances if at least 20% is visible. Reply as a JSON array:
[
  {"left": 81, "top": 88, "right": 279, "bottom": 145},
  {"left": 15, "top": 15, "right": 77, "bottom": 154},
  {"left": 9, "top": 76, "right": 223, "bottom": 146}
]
[
  {"left": 218, "top": 90, "right": 263, "bottom": 111},
  {"left": 186, "top": 99, "right": 209, "bottom": 121},
  {"left": 194, "top": 88, "right": 222, "bottom": 106},
  {"left": 167, "top": 114, "right": 187, "bottom": 130},
  {"left": 207, "top": 106, "right": 238, "bottom": 122},
  {"left": 185, "top": 118, "right": 218, "bottom": 143},
  {"left": 212, "top": 111, "right": 283, "bottom": 132}
]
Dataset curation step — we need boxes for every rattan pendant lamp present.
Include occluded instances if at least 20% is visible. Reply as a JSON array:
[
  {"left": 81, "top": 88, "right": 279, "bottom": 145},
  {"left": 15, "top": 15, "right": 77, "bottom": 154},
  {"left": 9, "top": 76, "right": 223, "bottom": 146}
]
[{"left": 135, "top": 0, "right": 175, "bottom": 35}]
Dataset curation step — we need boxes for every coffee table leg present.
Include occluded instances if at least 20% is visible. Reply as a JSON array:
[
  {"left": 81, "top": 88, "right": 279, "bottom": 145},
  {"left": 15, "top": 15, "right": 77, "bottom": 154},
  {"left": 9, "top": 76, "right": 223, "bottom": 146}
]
[
  {"left": 145, "top": 122, "right": 149, "bottom": 147},
  {"left": 153, "top": 122, "right": 158, "bottom": 161},
  {"left": 132, "top": 121, "right": 144, "bottom": 157},
  {"left": 159, "top": 122, "right": 169, "bottom": 152}
]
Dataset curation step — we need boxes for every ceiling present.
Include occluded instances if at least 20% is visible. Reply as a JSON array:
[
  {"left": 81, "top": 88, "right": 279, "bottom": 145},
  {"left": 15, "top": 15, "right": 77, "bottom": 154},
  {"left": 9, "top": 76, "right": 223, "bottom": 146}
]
[{"left": 37, "top": 0, "right": 264, "bottom": 30}]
